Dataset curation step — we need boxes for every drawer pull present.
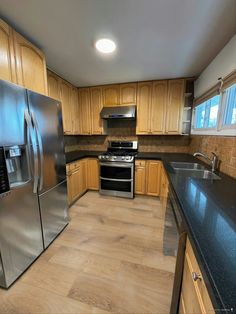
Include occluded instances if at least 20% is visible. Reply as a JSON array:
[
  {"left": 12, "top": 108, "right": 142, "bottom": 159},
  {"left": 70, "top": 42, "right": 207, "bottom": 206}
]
[{"left": 192, "top": 272, "right": 202, "bottom": 281}]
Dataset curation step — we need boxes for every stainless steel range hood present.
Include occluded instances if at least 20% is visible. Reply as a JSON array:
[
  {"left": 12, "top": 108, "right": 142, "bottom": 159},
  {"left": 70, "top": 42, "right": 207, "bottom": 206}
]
[{"left": 100, "top": 105, "right": 136, "bottom": 120}]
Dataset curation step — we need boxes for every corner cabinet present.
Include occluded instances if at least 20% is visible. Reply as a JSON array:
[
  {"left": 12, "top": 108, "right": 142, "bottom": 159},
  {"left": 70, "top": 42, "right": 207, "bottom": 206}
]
[
  {"left": 47, "top": 70, "right": 61, "bottom": 101},
  {"left": 0, "top": 19, "right": 16, "bottom": 83},
  {"left": 179, "top": 238, "right": 214, "bottom": 314},
  {"left": 13, "top": 31, "right": 48, "bottom": 95}
]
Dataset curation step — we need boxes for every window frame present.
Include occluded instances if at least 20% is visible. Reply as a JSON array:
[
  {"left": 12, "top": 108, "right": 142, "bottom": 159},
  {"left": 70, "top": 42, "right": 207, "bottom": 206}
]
[{"left": 191, "top": 82, "right": 236, "bottom": 136}]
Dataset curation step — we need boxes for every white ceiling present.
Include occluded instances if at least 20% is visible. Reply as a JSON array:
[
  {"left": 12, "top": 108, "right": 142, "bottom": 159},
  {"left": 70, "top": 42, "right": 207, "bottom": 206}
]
[{"left": 0, "top": 0, "right": 235, "bottom": 87}]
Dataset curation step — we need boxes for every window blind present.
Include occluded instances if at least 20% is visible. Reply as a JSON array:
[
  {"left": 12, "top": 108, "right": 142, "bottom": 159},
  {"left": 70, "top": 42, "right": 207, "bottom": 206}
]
[
  {"left": 194, "top": 82, "right": 220, "bottom": 106},
  {"left": 221, "top": 69, "right": 236, "bottom": 91}
]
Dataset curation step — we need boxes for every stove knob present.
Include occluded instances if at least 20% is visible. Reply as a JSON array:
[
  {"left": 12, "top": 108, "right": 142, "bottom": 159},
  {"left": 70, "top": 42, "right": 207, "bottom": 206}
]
[
  {"left": 106, "top": 156, "right": 109, "bottom": 159},
  {"left": 121, "top": 156, "right": 125, "bottom": 160},
  {"left": 113, "top": 156, "right": 117, "bottom": 160},
  {"left": 126, "top": 157, "right": 129, "bottom": 160}
]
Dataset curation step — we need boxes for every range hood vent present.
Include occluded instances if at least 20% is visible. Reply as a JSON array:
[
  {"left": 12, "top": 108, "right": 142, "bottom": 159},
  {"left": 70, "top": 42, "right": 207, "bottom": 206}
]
[{"left": 100, "top": 105, "right": 136, "bottom": 120}]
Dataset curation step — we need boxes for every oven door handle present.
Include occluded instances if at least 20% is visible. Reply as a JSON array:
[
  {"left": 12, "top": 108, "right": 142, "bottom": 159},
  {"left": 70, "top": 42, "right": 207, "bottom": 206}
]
[
  {"left": 99, "top": 162, "right": 133, "bottom": 168},
  {"left": 100, "top": 177, "right": 133, "bottom": 182}
]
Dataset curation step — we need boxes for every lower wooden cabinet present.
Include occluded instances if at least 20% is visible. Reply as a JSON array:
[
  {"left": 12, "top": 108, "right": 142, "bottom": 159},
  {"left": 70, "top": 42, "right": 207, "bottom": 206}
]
[
  {"left": 159, "top": 164, "right": 169, "bottom": 211},
  {"left": 66, "top": 158, "right": 99, "bottom": 205},
  {"left": 87, "top": 158, "right": 99, "bottom": 190},
  {"left": 135, "top": 160, "right": 161, "bottom": 196},
  {"left": 179, "top": 238, "right": 214, "bottom": 314}
]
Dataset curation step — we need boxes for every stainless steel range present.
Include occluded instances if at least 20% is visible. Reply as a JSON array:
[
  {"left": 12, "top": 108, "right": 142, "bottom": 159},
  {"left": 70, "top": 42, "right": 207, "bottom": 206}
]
[{"left": 98, "top": 141, "right": 138, "bottom": 198}]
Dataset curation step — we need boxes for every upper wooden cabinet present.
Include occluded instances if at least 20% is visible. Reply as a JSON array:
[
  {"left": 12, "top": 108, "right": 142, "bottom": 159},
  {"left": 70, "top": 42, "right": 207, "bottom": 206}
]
[
  {"left": 166, "top": 79, "right": 185, "bottom": 134},
  {"left": 103, "top": 84, "right": 120, "bottom": 106},
  {"left": 136, "top": 79, "right": 185, "bottom": 135},
  {"left": 151, "top": 81, "right": 167, "bottom": 134},
  {"left": 78, "top": 88, "right": 91, "bottom": 135},
  {"left": 136, "top": 81, "right": 152, "bottom": 134},
  {"left": 60, "top": 79, "right": 73, "bottom": 134},
  {"left": 120, "top": 83, "right": 137, "bottom": 105},
  {"left": 0, "top": 19, "right": 16, "bottom": 83},
  {"left": 90, "top": 86, "right": 103, "bottom": 135},
  {"left": 47, "top": 70, "right": 61, "bottom": 101},
  {"left": 71, "top": 86, "right": 79, "bottom": 134},
  {"left": 13, "top": 31, "right": 47, "bottom": 95}
]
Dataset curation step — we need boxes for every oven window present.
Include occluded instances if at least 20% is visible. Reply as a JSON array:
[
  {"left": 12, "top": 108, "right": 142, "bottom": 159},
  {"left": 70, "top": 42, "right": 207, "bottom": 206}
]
[
  {"left": 100, "top": 165, "right": 132, "bottom": 180},
  {"left": 101, "top": 179, "right": 131, "bottom": 192}
]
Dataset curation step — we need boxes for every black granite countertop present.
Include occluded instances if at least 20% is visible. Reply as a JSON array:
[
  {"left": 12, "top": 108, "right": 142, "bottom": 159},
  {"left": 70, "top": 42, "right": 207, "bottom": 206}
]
[
  {"left": 66, "top": 150, "right": 102, "bottom": 163},
  {"left": 66, "top": 150, "right": 236, "bottom": 312}
]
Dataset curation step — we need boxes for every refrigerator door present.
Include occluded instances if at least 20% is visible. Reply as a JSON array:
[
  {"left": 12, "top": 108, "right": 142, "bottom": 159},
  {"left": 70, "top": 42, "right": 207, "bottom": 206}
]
[
  {"left": 0, "top": 80, "right": 28, "bottom": 146},
  {"left": 27, "top": 91, "right": 66, "bottom": 195},
  {"left": 39, "top": 180, "right": 68, "bottom": 248}
]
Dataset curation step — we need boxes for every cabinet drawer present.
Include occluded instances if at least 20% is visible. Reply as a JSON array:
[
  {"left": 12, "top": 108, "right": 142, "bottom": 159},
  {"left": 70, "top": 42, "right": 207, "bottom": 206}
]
[
  {"left": 135, "top": 160, "right": 146, "bottom": 167},
  {"left": 67, "top": 161, "right": 81, "bottom": 173},
  {"left": 185, "top": 239, "right": 214, "bottom": 313}
]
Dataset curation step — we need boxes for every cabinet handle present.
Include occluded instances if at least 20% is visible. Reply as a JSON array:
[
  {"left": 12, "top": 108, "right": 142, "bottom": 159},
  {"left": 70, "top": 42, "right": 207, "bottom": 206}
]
[{"left": 192, "top": 272, "right": 202, "bottom": 281}]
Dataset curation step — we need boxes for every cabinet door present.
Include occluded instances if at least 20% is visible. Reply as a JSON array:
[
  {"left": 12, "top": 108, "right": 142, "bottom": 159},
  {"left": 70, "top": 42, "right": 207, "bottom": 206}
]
[
  {"left": 151, "top": 81, "right": 167, "bottom": 134},
  {"left": 80, "top": 159, "right": 88, "bottom": 193},
  {"left": 120, "top": 83, "right": 137, "bottom": 105},
  {"left": 13, "top": 31, "right": 47, "bottom": 95},
  {"left": 87, "top": 158, "right": 99, "bottom": 190},
  {"left": 71, "top": 86, "right": 79, "bottom": 134},
  {"left": 47, "top": 70, "right": 61, "bottom": 101},
  {"left": 103, "top": 84, "right": 120, "bottom": 107},
  {"left": 0, "top": 19, "right": 16, "bottom": 83},
  {"left": 136, "top": 82, "right": 152, "bottom": 134},
  {"left": 68, "top": 168, "right": 81, "bottom": 204},
  {"left": 90, "top": 86, "right": 103, "bottom": 134},
  {"left": 60, "top": 80, "right": 73, "bottom": 134},
  {"left": 135, "top": 160, "right": 146, "bottom": 195},
  {"left": 166, "top": 79, "right": 185, "bottom": 134},
  {"left": 78, "top": 88, "right": 91, "bottom": 135},
  {"left": 146, "top": 161, "right": 161, "bottom": 196}
]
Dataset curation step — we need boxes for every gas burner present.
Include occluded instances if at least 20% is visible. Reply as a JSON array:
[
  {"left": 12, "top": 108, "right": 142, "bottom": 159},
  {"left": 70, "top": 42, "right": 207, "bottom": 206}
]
[{"left": 98, "top": 141, "right": 138, "bottom": 163}]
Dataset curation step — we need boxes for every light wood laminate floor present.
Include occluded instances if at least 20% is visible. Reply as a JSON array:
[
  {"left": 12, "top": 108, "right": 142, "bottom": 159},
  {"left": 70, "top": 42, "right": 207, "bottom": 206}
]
[{"left": 0, "top": 191, "right": 178, "bottom": 314}]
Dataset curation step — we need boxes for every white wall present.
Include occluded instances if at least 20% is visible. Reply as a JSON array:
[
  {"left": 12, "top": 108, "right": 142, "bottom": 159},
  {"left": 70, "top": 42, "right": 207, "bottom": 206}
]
[{"left": 194, "top": 34, "right": 236, "bottom": 97}]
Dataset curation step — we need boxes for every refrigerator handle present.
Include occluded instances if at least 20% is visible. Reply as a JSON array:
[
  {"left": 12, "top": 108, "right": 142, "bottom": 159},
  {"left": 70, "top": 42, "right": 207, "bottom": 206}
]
[
  {"left": 24, "top": 109, "right": 39, "bottom": 193},
  {"left": 30, "top": 110, "right": 44, "bottom": 192}
]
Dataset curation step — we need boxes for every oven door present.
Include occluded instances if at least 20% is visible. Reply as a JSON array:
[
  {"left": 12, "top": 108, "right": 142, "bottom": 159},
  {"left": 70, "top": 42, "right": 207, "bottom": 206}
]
[{"left": 99, "top": 162, "right": 134, "bottom": 198}]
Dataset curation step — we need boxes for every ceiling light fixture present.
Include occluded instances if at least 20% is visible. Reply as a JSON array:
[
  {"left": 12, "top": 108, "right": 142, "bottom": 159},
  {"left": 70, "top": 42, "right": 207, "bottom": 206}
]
[{"left": 95, "top": 38, "right": 116, "bottom": 54}]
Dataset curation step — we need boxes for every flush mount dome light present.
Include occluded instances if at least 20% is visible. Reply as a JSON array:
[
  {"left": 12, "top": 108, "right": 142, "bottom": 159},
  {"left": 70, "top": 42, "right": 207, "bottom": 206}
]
[{"left": 95, "top": 38, "right": 116, "bottom": 54}]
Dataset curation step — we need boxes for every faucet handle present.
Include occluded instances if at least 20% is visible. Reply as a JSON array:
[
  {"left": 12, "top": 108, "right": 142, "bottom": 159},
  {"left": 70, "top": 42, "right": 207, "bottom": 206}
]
[{"left": 211, "top": 152, "right": 217, "bottom": 158}]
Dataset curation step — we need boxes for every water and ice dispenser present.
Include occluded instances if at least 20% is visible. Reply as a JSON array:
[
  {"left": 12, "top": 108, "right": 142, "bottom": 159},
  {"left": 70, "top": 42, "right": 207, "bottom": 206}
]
[{"left": 0, "top": 145, "right": 30, "bottom": 194}]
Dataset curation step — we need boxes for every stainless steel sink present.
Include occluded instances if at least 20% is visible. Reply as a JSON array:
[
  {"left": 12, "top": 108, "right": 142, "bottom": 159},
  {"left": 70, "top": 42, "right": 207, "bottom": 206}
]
[
  {"left": 170, "top": 162, "right": 221, "bottom": 180},
  {"left": 170, "top": 162, "right": 205, "bottom": 170}
]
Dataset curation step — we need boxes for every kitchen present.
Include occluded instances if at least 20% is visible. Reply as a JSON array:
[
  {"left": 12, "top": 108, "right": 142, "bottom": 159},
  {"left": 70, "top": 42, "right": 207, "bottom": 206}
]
[{"left": 0, "top": 0, "right": 236, "bottom": 313}]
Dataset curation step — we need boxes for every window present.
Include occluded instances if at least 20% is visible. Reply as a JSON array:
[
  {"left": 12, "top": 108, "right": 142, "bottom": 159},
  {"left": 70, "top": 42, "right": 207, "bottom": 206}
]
[
  {"left": 223, "top": 83, "right": 236, "bottom": 126},
  {"left": 193, "top": 95, "right": 220, "bottom": 129}
]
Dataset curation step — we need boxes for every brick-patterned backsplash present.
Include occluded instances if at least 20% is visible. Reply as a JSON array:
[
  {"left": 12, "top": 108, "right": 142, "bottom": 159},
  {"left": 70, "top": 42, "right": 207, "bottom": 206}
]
[{"left": 189, "top": 135, "right": 236, "bottom": 179}]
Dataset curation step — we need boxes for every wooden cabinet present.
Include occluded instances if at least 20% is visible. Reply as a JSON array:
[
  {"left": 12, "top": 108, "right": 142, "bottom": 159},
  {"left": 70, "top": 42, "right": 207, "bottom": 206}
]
[
  {"left": 135, "top": 160, "right": 161, "bottom": 196},
  {"left": 103, "top": 84, "right": 120, "bottom": 107},
  {"left": 120, "top": 83, "right": 137, "bottom": 105},
  {"left": 160, "top": 164, "right": 169, "bottom": 211},
  {"left": 87, "top": 158, "right": 99, "bottom": 190},
  {"left": 136, "top": 82, "right": 152, "bottom": 134},
  {"left": 179, "top": 238, "right": 214, "bottom": 314},
  {"left": 0, "top": 19, "right": 16, "bottom": 83},
  {"left": 67, "top": 162, "right": 82, "bottom": 205},
  {"left": 60, "top": 79, "right": 73, "bottom": 134},
  {"left": 78, "top": 88, "right": 91, "bottom": 135},
  {"left": 80, "top": 159, "right": 88, "bottom": 193},
  {"left": 135, "top": 160, "right": 146, "bottom": 195},
  {"left": 151, "top": 81, "right": 167, "bottom": 134},
  {"left": 71, "top": 86, "right": 79, "bottom": 134},
  {"left": 146, "top": 160, "right": 161, "bottom": 196},
  {"left": 47, "top": 70, "right": 61, "bottom": 101},
  {"left": 90, "top": 86, "right": 103, "bottom": 134},
  {"left": 13, "top": 31, "right": 47, "bottom": 95},
  {"left": 166, "top": 79, "right": 185, "bottom": 134}
]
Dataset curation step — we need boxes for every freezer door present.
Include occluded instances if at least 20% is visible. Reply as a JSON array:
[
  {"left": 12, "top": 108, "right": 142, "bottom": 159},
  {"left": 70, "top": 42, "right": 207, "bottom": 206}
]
[
  {"left": 0, "top": 183, "right": 44, "bottom": 288},
  {"left": 0, "top": 80, "right": 28, "bottom": 146},
  {"left": 27, "top": 91, "right": 66, "bottom": 194},
  {"left": 39, "top": 180, "right": 69, "bottom": 248}
]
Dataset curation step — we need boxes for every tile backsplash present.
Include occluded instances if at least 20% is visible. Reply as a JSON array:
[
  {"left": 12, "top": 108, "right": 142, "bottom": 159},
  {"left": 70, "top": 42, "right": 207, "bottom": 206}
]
[{"left": 189, "top": 135, "right": 236, "bottom": 179}]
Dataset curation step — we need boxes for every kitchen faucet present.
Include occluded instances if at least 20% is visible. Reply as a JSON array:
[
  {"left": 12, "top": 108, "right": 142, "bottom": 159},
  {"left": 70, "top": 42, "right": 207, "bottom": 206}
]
[{"left": 193, "top": 152, "right": 219, "bottom": 172}]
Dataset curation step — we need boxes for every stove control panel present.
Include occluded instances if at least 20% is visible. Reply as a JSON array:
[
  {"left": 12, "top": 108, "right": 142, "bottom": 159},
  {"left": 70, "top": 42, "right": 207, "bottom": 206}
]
[{"left": 98, "top": 155, "right": 135, "bottom": 163}]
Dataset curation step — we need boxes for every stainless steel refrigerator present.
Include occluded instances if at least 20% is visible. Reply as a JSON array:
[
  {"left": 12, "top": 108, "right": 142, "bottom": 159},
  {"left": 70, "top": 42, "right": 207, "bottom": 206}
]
[{"left": 0, "top": 80, "right": 68, "bottom": 288}]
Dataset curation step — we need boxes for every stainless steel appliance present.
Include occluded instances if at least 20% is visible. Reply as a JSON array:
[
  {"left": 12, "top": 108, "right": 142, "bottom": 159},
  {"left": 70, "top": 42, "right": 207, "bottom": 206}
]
[
  {"left": 98, "top": 141, "right": 138, "bottom": 198},
  {"left": 100, "top": 105, "right": 136, "bottom": 120},
  {"left": 0, "top": 80, "right": 68, "bottom": 288}
]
